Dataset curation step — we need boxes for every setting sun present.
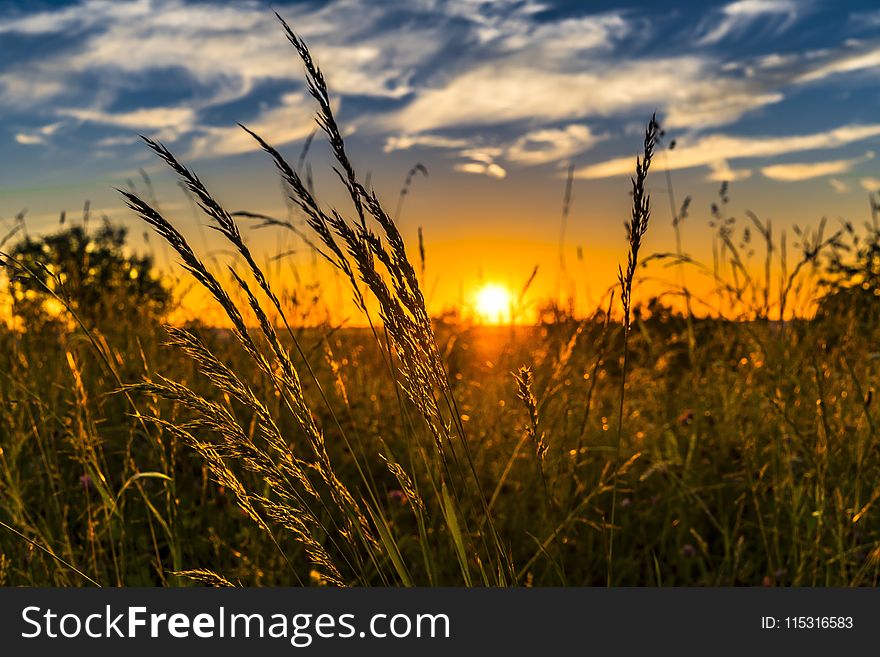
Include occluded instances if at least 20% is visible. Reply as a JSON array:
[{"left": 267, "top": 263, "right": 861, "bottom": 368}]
[{"left": 474, "top": 283, "right": 512, "bottom": 324}]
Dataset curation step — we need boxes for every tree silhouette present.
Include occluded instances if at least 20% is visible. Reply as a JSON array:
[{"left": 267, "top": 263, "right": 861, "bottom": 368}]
[{"left": 7, "top": 223, "right": 171, "bottom": 328}]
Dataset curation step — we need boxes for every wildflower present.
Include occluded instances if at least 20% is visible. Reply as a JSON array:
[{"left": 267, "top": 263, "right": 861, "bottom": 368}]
[{"left": 388, "top": 489, "right": 407, "bottom": 505}]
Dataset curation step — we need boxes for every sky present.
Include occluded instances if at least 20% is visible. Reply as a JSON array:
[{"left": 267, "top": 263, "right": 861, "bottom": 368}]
[{"left": 2, "top": 0, "right": 880, "bottom": 321}]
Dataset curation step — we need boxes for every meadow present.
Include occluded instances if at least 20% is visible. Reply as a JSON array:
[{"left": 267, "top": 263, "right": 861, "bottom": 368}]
[{"left": 2, "top": 16, "right": 880, "bottom": 587}]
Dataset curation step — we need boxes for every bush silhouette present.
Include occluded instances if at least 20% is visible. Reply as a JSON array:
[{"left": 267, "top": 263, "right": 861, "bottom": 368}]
[
  {"left": 817, "top": 226, "right": 880, "bottom": 326},
  {"left": 8, "top": 223, "right": 171, "bottom": 328}
]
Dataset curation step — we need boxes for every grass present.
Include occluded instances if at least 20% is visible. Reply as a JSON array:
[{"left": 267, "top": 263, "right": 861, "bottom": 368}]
[{"left": 3, "top": 14, "right": 880, "bottom": 587}]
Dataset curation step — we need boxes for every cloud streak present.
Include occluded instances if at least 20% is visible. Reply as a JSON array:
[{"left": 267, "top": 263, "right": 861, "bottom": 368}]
[
  {"left": 1, "top": 0, "right": 879, "bottom": 186},
  {"left": 575, "top": 125, "right": 880, "bottom": 179},
  {"left": 696, "top": 0, "right": 801, "bottom": 46},
  {"left": 506, "top": 125, "right": 601, "bottom": 165},
  {"left": 385, "top": 56, "right": 785, "bottom": 135},
  {"left": 0, "top": 0, "right": 440, "bottom": 158},
  {"left": 761, "top": 152, "right": 874, "bottom": 181},
  {"left": 188, "top": 93, "right": 315, "bottom": 158}
]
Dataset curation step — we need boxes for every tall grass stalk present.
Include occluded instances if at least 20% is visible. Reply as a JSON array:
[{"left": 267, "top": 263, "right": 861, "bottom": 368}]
[
  {"left": 608, "top": 115, "right": 659, "bottom": 586},
  {"left": 557, "top": 163, "right": 574, "bottom": 309},
  {"left": 114, "top": 14, "right": 513, "bottom": 586}
]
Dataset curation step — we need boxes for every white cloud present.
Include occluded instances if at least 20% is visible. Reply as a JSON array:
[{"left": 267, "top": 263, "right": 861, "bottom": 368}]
[
  {"left": 411, "top": 0, "right": 625, "bottom": 55},
  {"left": 453, "top": 145, "right": 507, "bottom": 178},
  {"left": 188, "top": 93, "right": 315, "bottom": 158},
  {"left": 575, "top": 124, "right": 880, "bottom": 179},
  {"left": 12, "top": 121, "right": 65, "bottom": 147},
  {"left": 454, "top": 161, "right": 507, "bottom": 179},
  {"left": 0, "top": 0, "right": 151, "bottom": 34},
  {"left": 61, "top": 106, "right": 197, "bottom": 131},
  {"left": 761, "top": 152, "right": 873, "bottom": 181},
  {"left": 388, "top": 57, "right": 781, "bottom": 134},
  {"left": 3, "top": 0, "right": 880, "bottom": 177},
  {"left": 707, "top": 161, "right": 752, "bottom": 182},
  {"left": 0, "top": 0, "right": 443, "bottom": 154},
  {"left": 383, "top": 133, "right": 472, "bottom": 153},
  {"left": 460, "top": 147, "right": 504, "bottom": 163},
  {"left": 697, "top": 0, "right": 800, "bottom": 45},
  {"left": 96, "top": 135, "right": 140, "bottom": 147},
  {"left": 490, "top": 14, "right": 629, "bottom": 55},
  {"left": 385, "top": 124, "right": 601, "bottom": 168},
  {"left": 506, "top": 125, "right": 600, "bottom": 165},
  {"left": 0, "top": 0, "right": 439, "bottom": 105},
  {"left": 795, "top": 47, "right": 880, "bottom": 84},
  {"left": 14, "top": 133, "right": 45, "bottom": 145},
  {"left": 0, "top": 73, "right": 65, "bottom": 107},
  {"left": 829, "top": 178, "right": 850, "bottom": 193},
  {"left": 664, "top": 91, "right": 783, "bottom": 130},
  {"left": 379, "top": 22, "right": 880, "bottom": 158},
  {"left": 861, "top": 177, "right": 880, "bottom": 192}
]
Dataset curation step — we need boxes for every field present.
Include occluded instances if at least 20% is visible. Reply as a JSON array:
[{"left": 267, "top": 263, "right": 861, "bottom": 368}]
[{"left": 3, "top": 15, "right": 880, "bottom": 588}]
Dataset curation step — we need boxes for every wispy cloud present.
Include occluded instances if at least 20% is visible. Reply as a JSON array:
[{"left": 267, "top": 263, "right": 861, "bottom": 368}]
[
  {"left": 383, "top": 133, "right": 473, "bottom": 153},
  {"left": 14, "top": 133, "right": 46, "bottom": 146},
  {"left": 414, "top": 0, "right": 626, "bottom": 55},
  {"left": 13, "top": 121, "right": 64, "bottom": 146},
  {"left": 761, "top": 152, "right": 873, "bottom": 181},
  {"left": 386, "top": 57, "right": 784, "bottom": 135},
  {"left": 0, "top": 73, "right": 65, "bottom": 107},
  {"left": 861, "top": 177, "right": 880, "bottom": 192},
  {"left": 2, "top": 0, "right": 880, "bottom": 187},
  {"left": 454, "top": 148, "right": 507, "bottom": 178},
  {"left": 454, "top": 161, "right": 507, "bottom": 179},
  {"left": 829, "top": 178, "right": 850, "bottom": 193},
  {"left": 1, "top": 0, "right": 429, "bottom": 101},
  {"left": 854, "top": 9, "right": 880, "bottom": 24},
  {"left": 696, "top": 0, "right": 801, "bottom": 46},
  {"left": 575, "top": 125, "right": 880, "bottom": 179},
  {"left": 506, "top": 125, "right": 601, "bottom": 165},
  {"left": 707, "top": 160, "right": 753, "bottom": 182},
  {"left": 0, "top": 0, "right": 440, "bottom": 156},
  {"left": 188, "top": 93, "right": 315, "bottom": 158},
  {"left": 0, "top": 0, "right": 150, "bottom": 34},
  {"left": 61, "top": 106, "right": 197, "bottom": 132},
  {"left": 795, "top": 46, "right": 880, "bottom": 84}
]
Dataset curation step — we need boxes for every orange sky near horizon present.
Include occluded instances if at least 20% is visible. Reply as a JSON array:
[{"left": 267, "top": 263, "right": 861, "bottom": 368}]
[
  {"left": 3, "top": 0, "right": 880, "bottom": 327},
  {"left": 1, "top": 157, "right": 868, "bottom": 329}
]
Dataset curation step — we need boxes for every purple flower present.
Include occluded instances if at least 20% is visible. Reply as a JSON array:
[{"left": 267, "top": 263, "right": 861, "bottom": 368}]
[
  {"left": 388, "top": 489, "right": 407, "bottom": 505},
  {"left": 79, "top": 474, "right": 94, "bottom": 492}
]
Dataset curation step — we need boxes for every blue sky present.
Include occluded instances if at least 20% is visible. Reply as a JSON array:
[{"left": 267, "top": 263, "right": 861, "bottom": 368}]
[{"left": 2, "top": 0, "right": 880, "bottom": 313}]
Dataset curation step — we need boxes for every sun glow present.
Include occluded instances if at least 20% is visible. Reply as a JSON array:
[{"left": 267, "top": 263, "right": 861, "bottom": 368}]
[{"left": 474, "top": 283, "right": 512, "bottom": 324}]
